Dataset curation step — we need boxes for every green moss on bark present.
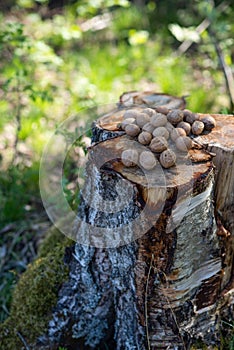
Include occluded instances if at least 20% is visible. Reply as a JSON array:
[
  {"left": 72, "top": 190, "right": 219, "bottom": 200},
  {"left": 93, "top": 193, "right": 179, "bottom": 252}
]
[{"left": 0, "top": 227, "right": 73, "bottom": 350}]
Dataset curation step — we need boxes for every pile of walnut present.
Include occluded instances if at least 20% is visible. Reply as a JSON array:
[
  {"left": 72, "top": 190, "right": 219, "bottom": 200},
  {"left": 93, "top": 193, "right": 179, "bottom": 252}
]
[{"left": 120, "top": 106, "right": 216, "bottom": 170}]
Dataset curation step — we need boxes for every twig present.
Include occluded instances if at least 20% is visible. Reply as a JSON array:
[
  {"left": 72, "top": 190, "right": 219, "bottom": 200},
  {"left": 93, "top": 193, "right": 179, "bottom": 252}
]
[
  {"left": 177, "top": 18, "right": 210, "bottom": 54},
  {"left": 16, "top": 331, "right": 30, "bottom": 350},
  {"left": 208, "top": 27, "right": 234, "bottom": 112},
  {"left": 157, "top": 269, "right": 186, "bottom": 350},
  {"left": 177, "top": 2, "right": 229, "bottom": 55},
  {"left": 145, "top": 254, "right": 154, "bottom": 350},
  {"left": 145, "top": 255, "right": 186, "bottom": 349}
]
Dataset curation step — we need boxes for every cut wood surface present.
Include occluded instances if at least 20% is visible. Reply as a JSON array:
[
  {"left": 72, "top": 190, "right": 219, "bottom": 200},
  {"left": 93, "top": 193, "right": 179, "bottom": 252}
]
[{"left": 119, "top": 91, "right": 186, "bottom": 109}]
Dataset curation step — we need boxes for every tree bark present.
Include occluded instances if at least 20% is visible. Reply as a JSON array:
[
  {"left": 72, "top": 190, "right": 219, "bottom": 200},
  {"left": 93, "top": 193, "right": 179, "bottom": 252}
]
[{"left": 37, "top": 94, "right": 234, "bottom": 350}]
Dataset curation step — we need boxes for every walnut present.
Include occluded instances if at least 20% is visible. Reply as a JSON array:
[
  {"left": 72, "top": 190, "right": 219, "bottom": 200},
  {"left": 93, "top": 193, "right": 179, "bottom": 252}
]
[
  {"left": 175, "top": 136, "right": 193, "bottom": 152},
  {"left": 135, "top": 113, "right": 150, "bottom": 128},
  {"left": 142, "top": 122, "right": 155, "bottom": 133},
  {"left": 121, "top": 149, "right": 138, "bottom": 167},
  {"left": 155, "top": 106, "right": 169, "bottom": 115},
  {"left": 138, "top": 131, "right": 152, "bottom": 145},
  {"left": 139, "top": 151, "right": 157, "bottom": 170},
  {"left": 177, "top": 121, "right": 191, "bottom": 135},
  {"left": 200, "top": 115, "right": 216, "bottom": 131},
  {"left": 191, "top": 121, "right": 204, "bottom": 135},
  {"left": 165, "top": 122, "right": 174, "bottom": 132},
  {"left": 159, "top": 149, "right": 176, "bottom": 168},
  {"left": 167, "top": 109, "right": 184, "bottom": 125},
  {"left": 125, "top": 124, "right": 141, "bottom": 137},
  {"left": 123, "top": 109, "right": 139, "bottom": 119},
  {"left": 149, "top": 136, "right": 168, "bottom": 153},
  {"left": 121, "top": 118, "right": 136, "bottom": 130},
  {"left": 143, "top": 108, "right": 156, "bottom": 117},
  {"left": 170, "top": 127, "right": 186, "bottom": 142},
  {"left": 152, "top": 127, "right": 169, "bottom": 140},
  {"left": 183, "top": 109, "right": 199, "bottom": 124},
  {"left": 151, "top": 113, "right": 167, "bottom": 127}
]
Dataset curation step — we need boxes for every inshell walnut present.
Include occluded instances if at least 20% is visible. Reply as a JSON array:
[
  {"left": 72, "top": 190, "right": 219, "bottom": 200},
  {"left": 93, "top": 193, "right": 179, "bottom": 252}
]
[
  {"left": 191, "top": 120, "right": 204, "bottom": 135},
  {"left": 165, "top": 122, "right": 174, "bottom": 132},
  {"left": 149, "top": 136, "right": 168, "bottom": 153},
  {"left": 170, "top": 127, "right": 186, "bottom": 142},
  {"left": 159, "top": 149, "right": 176, "bottom": 168},
  {"left": 123, "top": 109, "right": 139, "bottom": 119},
  {"left": 138, "top": 131, "right": 152, "bottom": 145},
  {"left": 175, "top": 136, "right": 193, "bottom": 152},
  {"left": 121, "top": 118, "right": 136, "bottom": 130},
  {"left": 139, "top": 151, "right": 157, "bottom": 170},
  {"left": 121, "top": 149, "right": 138, "bottom": 167},
  {"left": 200, "top": 115, "right": 216, "bottom": 130},
  {"left": 152, "top": 127, "right": 169, "bottom": 140},
  {"left": 151, "top": 113, "right": 167, "bottom": 127},
  {"left": 177, "top": 121, "right": 191, "bottom": 135},
  {"left": 125, "top": 123, "right": 141, "bottom": 137},
  {"left": 155, "top": 106, "right": 169, "bottom": 115},
  {"left": 167, "top": 109, "right": 184, "bottom": 125},
  {"left": 135, "top": 113, "right": 150, "bottom": 128},
  {"left": 142, "top": 122, "right": 155, "bottom": 133},
  {"left": 143, "top": 108, "right": 156, "bottom": 117},
  {"left": 183, "top": 109, "right": 199, "bottom": 124}
]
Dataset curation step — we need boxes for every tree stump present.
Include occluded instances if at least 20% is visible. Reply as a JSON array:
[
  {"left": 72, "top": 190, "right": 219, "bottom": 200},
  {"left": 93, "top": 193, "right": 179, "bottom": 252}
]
[{"left": 37, "top": 92, "right": 233, "bottom": 350}]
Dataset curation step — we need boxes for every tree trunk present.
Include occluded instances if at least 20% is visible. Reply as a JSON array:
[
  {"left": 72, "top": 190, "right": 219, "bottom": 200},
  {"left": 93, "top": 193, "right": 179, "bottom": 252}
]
[{"left": 37, "top": 94, "right": 234, "bottom": 350}]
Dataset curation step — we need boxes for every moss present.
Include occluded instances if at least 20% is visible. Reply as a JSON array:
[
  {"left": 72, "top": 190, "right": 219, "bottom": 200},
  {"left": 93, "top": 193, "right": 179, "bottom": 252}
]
[
  {"left": 191, "top": 338, "right": 231, "bottom": 350},
  {"left": 38, "top": 224, "right": 73, "bottom": 258},
  {"left": 0, "top": 226, "right": 74, "bottom": 350}
]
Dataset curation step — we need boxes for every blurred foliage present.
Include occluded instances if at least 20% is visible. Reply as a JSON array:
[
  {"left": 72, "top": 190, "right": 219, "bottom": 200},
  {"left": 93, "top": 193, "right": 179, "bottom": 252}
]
[{"left": 0, "top": 2, "right": 233, "bottom": 347}]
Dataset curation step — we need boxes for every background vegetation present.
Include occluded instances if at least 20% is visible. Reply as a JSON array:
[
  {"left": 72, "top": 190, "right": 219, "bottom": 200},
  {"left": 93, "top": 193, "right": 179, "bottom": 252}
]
[{"left": 0, "top": 0, "right": 233, "bottom": 347}]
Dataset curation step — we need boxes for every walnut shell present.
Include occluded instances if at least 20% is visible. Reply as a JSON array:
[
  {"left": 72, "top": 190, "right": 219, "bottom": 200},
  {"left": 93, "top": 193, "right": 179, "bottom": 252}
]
[
  {"left": 177, "top": 121, "right": 191, "bottom": 135},
  {"left": 143, "top": 108, "right": 156, "bottom": 117},
  {"left": 125, "top": 124, "right": 141, "bottom": 137},
  {"left": 151, "top": 113, "right": 167, "bottom": 127},
  {"left": 123, "top": 109, "right": 139, "bottom": 119},
  {"left": 121, "top": 149, "right": 138, "bottom": 167},
  {"left": 135, "top": 113, "right": 150, "bottom": 128},
  {"left": 183, "top": 109, "right": 199, "bottom": 124},
  {"left": 175, "top": 136, "right": 193, "bottom": 152},
  {"left": 159, "top": 149, "right": 176, "bottom": 168},
  {"left": 121, "top": 118, "right": 136, "bottom": 130},
  {"left": 139, "top": 151, "right": 157, "bottom": 170},
  {"left": 142, "top": 122, "right": 155, "bottom": 133},
  {"left": 191, "top": 120, "right": 204, "bottom": 135},
  {"left": 155, "top": 106, "right": 169, "bottom": 115},
  {"left": 138, "top": 131, "right": 152, "bottom": 145},
  {"left": 152, "top": 127, "right": 169, "bottom": 140},
  {"left": 165, "top": 122, "right": 174, "bottom": 132},
  {"left": 200, "top": 115, "right": 216, "bottom": 130},
  {"left": 167, "top": 109, "right": 184, "bottom": 125},
  {"left": 170, "top": 127, "right": 186, "bottom": 142},
  {"left": 149, "top": 136, "right": 168, "bottom": 153}
]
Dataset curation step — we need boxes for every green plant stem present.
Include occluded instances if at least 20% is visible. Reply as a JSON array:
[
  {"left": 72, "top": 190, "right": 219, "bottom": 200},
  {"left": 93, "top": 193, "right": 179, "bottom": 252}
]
[{"left": 12, "top": 76, "right": 22, "bottom": 165}]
